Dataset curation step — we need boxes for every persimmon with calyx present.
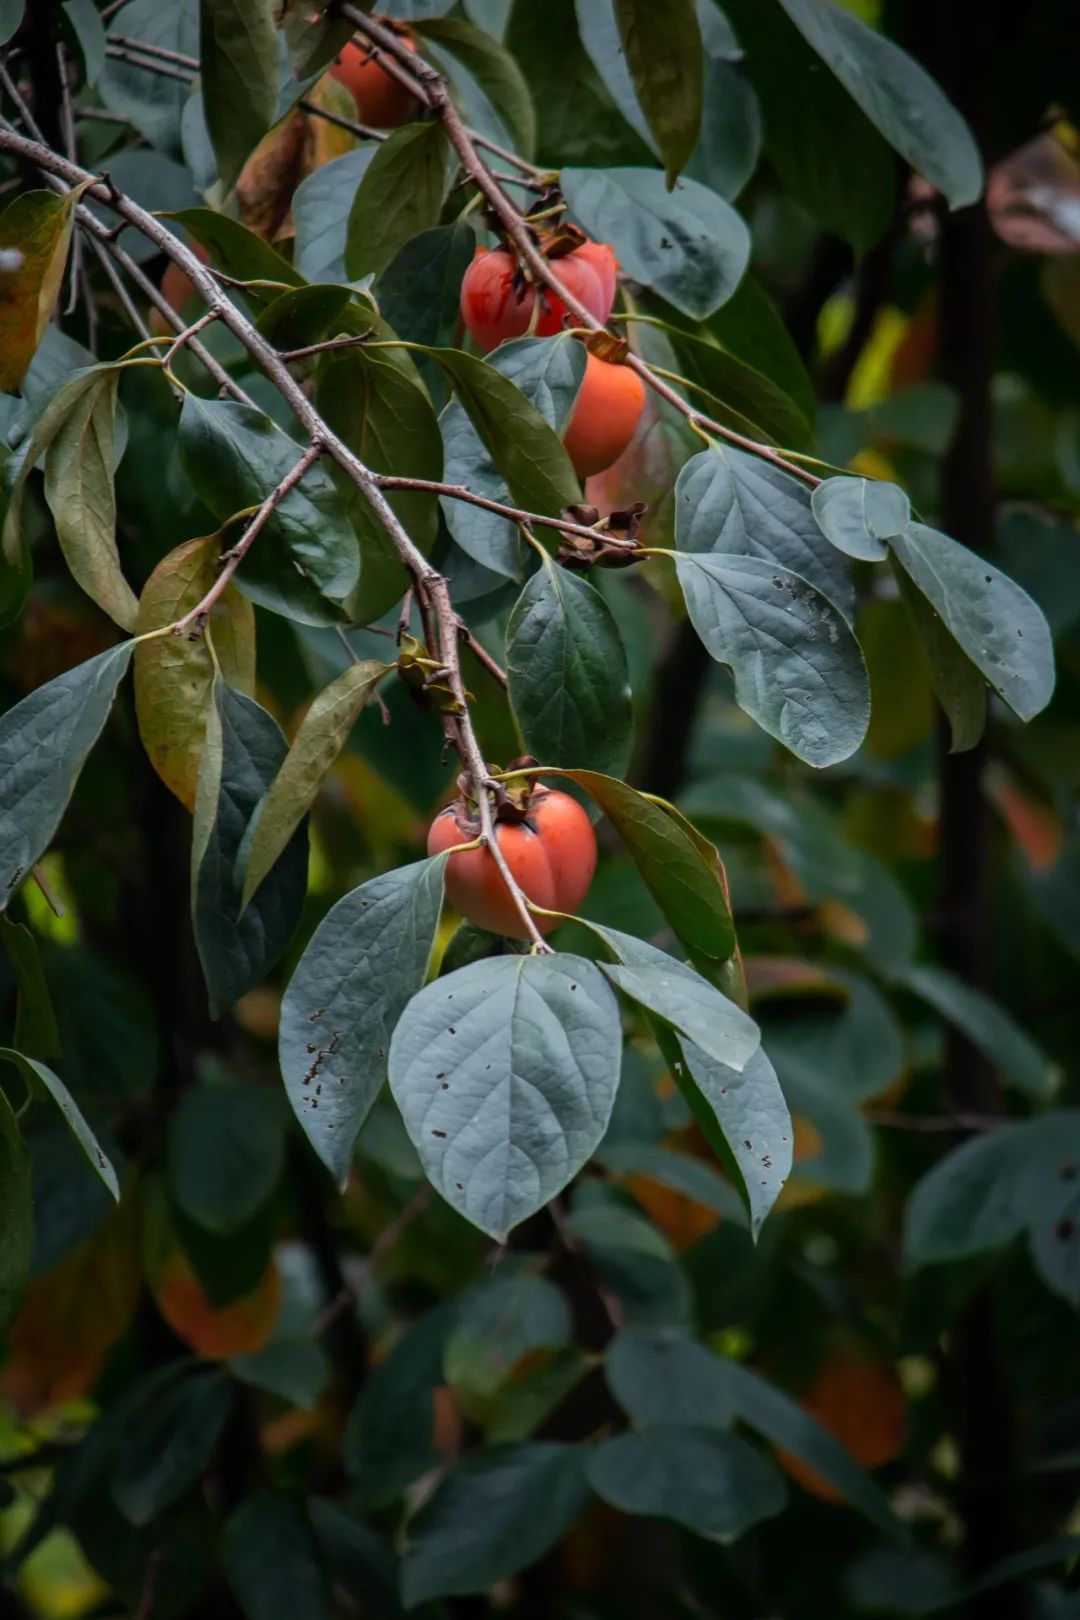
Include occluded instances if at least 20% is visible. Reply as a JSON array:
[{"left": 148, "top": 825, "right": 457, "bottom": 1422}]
[
  {"left": 562, "top": 349, "right": 647, "bottom": 478},
  {"left": 329, "top": 25, "right": 419, "bottom": 128},
  {"left": 427, "top": 772, "right": 596, "bottom": 939},
  {"left": 459, "top": 239, "right": 619, "bottom": 353}
]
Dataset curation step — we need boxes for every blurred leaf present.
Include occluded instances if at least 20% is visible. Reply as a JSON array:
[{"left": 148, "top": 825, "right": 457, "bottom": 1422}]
[
  {"left": 563, "top": 1202, "right": 691, "bottom": 1325},
  {"left": 675, "top": 552, "right": 870, "bottom": 767},
  {"left": 599, "top": 1139, "right": 748, "bottom": 1225},
  {"left": 0, "top": 189, "right": 84, "bottom": 392},
  {"left": 483, "top": 1346, "right": 592, "bottom": 1443},
  {"left": 418, "top": 15, "right": 536, "bottom": 157},
  {"left": 63, "top": 0, "right": 106, "bottom": 82},
  {"left": 721, "top": 0, "right": 894, "bottom": 249},
  {"left": 308, "top": 1499, "right": 403, "bottom": 1620},
  {"left": 605, "top": 1326, "right": 734, "bottom": 1425},
  {"left": 345, "top": 1301, "right": 459, "bottom": 1507},
  {"left": 0, "top": 1087, "right": 31, "bottom": 1333},
  {"left": 506, "top": 554, "right": 633, "bottom": 776},
  {"left": 676, "top": 445, "right": 852, "bottom": 613},
  {"left": 346, "top": 124, "right": 450, "bottom": 280},
  {"left": 199, "top": 0, "right": 279, "bottom": 189},
  {"left": 111, "top": 1368, "right": 231, "bottom": 1524},
  {"left": 389, "top": 954, "right": 621, "bottom": 1241},
  {"left": 890, "top": 523, "right": 1055, "bottom": 723},
  {"left": 192, "top": 682, "right": 309, "bottom": 1017},
  {"left": 178, "top": 396, "right": 359, "bottom": 623},
  {"left": 43, "top": 367, "right": 137, "bottom": 631},
  {"left": 293, "top": 147, "right": 376, "bottom": 284},
  {"left": 279, "top": 857, "right": 447, "bottom": 1186},
  {"left": 812, "top": 476, "right": 910, "bottom": 563},
  {"left": 167, "top": 1081, "right": 286, "bottom": 1232},
  {"left": 561, "top": 166, "right": 750, "bottom": 318},
  {"left": 612, "top": 0, "right": 702, "bottom": 184},
  {"left": 0, "top": 642, "right": 132, "bottom": 912},
  {"left": 776, "top": 0, "right": 982, "bottom": 209},
  {"left": 445, "top": 1270, "right": 571, "bottom": 1403},
  {"left": 904, "top": 964, "right": 1056, "bottom": 1102},
  {"left": 0, "top": 915, "right": 60, "bottom": 1060},
  {"left": 588, "top": 1423, "right": 785, "bottom": 1537},
  {"left": 997, "top": 506, "right": 1080, "bottom": 640},
  {"left": 402, "top": 1443, "right": 590, "bottom": 1605},
  {"left": 0, "top": 1, "right": 24, "bottom": 46},
  {"left": 440, "top": 333, "right": 585, "bottom": 578},
  {"left": 99, "top": 0, "right": 199, "bottom": 154},
  {"left": 241, "top": 660, "right": 388, "bottom": 908},
  {"left": 720, "top": 1359, "right": 905, "bottom": 1539},
  {"left": 685, "top": 56, "right": 760, "bottom": 199},
  {"left": 223, "top": 1492, "right": 329, "bottom": 1620},
  {"left": 0, "top": 1048, "right": 118, "bottom": 1200},
  {"left": 134, "top": 533, "right": 256, "bottom": 810},
  {"left": 894, "top": 564, "right": 986, "bottom": 754}
]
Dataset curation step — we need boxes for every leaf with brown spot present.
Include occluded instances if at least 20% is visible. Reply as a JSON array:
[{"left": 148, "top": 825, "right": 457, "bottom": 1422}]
[
  {"left": 0, "top": 186, "right": 88, "bottom": 392},
  {"left": 134, "top": 535, "right": 256, "bottom": 810}
]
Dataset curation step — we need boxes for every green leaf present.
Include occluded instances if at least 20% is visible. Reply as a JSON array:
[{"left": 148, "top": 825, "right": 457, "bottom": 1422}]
[
  {"left": 0, "top": 1048, "right": 119, "bottom": 1200},
  {"left": 346, "top": 123, "right": 450, "bottom": 281},
  {"left": 308, "top": 1499, "right": 403, "bottom": 1620},
  {"left": 3, "top": 363, "right": 118, "bottom": 571},
  {"left": 675, "top": 552, "right": 869, "bottom": 767},
  {"left": 111, "top": 1369, "right": 232, "bottom": 1525},
  {"left": 613, "top": 0, "right": 703, "bottom": 185},
  {"left": 720, "top": 1359, "right": 905, "bottom": 1539},
  {"left": 506, "top": 554, "right": 633, "bottom": 777},
  {"left": 659, "top": 324, "right": 813, "bottom": 450},
  {"left": 402, "top": 1443, "right": 590, "bottom": 1605},
  {"left": 563, "top": 1202, "right": 690, "bottom": 1326},
  {"left": 192, "top": 682, "right": 309, "bottom": 1018},
  {"left": 278, "top": 858, "right": 447, "bottom": 1187},
  {"left": 537, "top": 767, "right": 736, "bottom": 961},
  {"left": 440, "top": 333, "right": 586, "bottom": 579},
  {"left": 605, "top": 1327, "right": 735, "bottom": 1426},
  {"left": 445, "top": 1270, "right": 571, "bottom": 1404},
  {"left": 676, "top": 445, "right": 852, "bottom": 615},
  {"left": 561, "top": 166, "right": 749, "bottom": 319},
  {"left": 388, "top": 954, "right": 622, "bottom": 1241},
  {"left": 903, "top": 964, "right": 1056, "bottom": 1102},
  {"left": 0, "top": 189, "right": 83, "bottom": 392},
  {"left": 99, "top": 0, "right": 199, "bottom": 154},
  {"left": 705, "top": 272, "right": 815, "bottom": 423},
  {"left": 674, "top": 1043, "right": 792, "bottom": 1238},
  {"left": 178, "top": 396, "right": 359, "bottom": 624},
  {"left": 0, "top": 642, "right": 132, "bottom": 911},
  {"left": 293, "top": 147, "right": 376, "bottom": 284},
  {"left": 0, "top": 1088, "right": 31, "bottom": 1334},
  {"left": 0, "top": 916, "right": 61, "bottom": 1060},
  {"left": 134, "top": 533, "right": 256, "bottom": 811},
  {"left": 686, "top": 55, "right": 760, "bottom": 199},
  {"left": 588, "top": 1424, "right": 786, "bottom": 1538},
  {"left": 775, "top": 0, "right": 982, "bottom": 210},
  {"left": 241, "top": 661, "right": 388, "bottom": 910},
  {"left": 253, "top": 283, "right": 357, "bottom": 352},
  {"left": 889, "top": 522, "right": 1055, "bottom": 723},
  {"left": 63, "top": 0, "right": 107, "bottom": 85},
  {"left": 812, "top": 475, "right": 910, "bottom": 562},
  {"left": 417, "top": 15, "right": 536, "bottom": 157},
  {"left": 893, "top": 562, "right": 986, "bottom": 754},
  {"left": 165, "top": 206, "right": 303, "bottom": 300},
  {"left": 598, "top": 1139, "right": 748, "bottom": 1224},
  {"left": 317, "top": 338, "right": 442, "bottom": 623},
  {"left": 720, "top": 0, "right": 894, "bottom": 250},
  {"left": 167, "top": 1081, "right": 286, "bottom": 1232},
  {"left": 483, "top": 1347, "right": 593, "bottom": 1444},
  {"left": 344, "top": 1301, "right": 458, "bottom": 1507},
  {"left": 199, "top": 0, "right": 279, "bottom": 189},
  {"left": 378, "top": 221, "right": 477, "bottom": 352},
  {"left": 223, "top": 1492, "right": 329, "bottom": 1620},
  {"left": 431, "top": 343, "right": 582, "bottom": 523},
  {"left": 0, "top": 2, "right": 24, "bottom": 47},
  {"left": 43, "top": 366, "right": 137, "bottom": 631},
  {"left": 590, "top": 924, "right": 759, "bottom": 1071}
]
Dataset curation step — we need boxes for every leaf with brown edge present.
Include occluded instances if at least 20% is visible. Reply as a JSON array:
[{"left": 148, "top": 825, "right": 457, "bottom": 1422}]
[
  {"left": 0, "top": 187, "right": 88, "bottom": 392},
  {"left": 239, "top": 659, "right": 390, "bottom": 911},
  {"left": 43, "top": 367, "right": 138, "bottom": 632},
  {"left": 134, "top": 535, "right": 256, "bottom": 811}
]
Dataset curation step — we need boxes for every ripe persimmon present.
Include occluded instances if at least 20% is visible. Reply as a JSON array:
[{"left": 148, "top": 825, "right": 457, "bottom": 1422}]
[
  {"left": 427, "top": 786, "right": 596, "bottom": 939},
  {"left": 562, "top": 352, "right": 646, "bottom": 478},
  {"left": 330, "top": 32, "right": 418, "bottom": 128},
  {"left": 459, "top": 241, "right": 619, "bottom": 352}
]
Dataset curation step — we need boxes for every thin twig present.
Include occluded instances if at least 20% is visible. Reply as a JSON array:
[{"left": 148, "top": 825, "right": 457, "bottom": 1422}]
[
  {"left": 278, "top": 333, "right": 374, "bottom": 364},
  {"left": 73, "top": 105, "right": 131, "bottom": 125},
  {"left": 865, "top": 1110, "right": 1003, "bottom": 1134},
  {"left": 313, "top": 1186, "right": 433, "bottom": 1338},
  {"left": 377, "top": 475, "right": 633, "bottom": 550},
  {"left": 459, "top": 623, "right": 507, "bottom": 688},
  {"left": 107, "top": 34, "right": 198, "bottom": 69},
  {"left": 173, "top": 442, "right": 325, "bottom": 637},
  {"left": 103, "top": 44, "right": 193, "bottom": 83},
  {"left": 161, "top": 309, "right": 218, "bottom": 373}
]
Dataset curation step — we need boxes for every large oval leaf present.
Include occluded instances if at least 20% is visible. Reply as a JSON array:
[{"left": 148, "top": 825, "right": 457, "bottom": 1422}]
[
  {"left": 200, "top": 0, "right": 279, "bottom": 189},
  {"left": 674, "top": 552, "right": 869, "bottom": 767},
  {"left": 346, "top": 123, "right": 450, "bottom": 281},
  {"left": 561, "top": 166, "right": 750, "bottom": 318},
  {"left": 612, "top": 0, "right": 703, "bottom": 184},
  {"left": 0, "top": 642, "right": 132, "bottom": 910},
  {"left": 388, "top": 954, "right": 621, "bottom": 1241},
  {"left": 279, "top": 858, "right": 447, "bottom": 1186},
  {"left": 505, "top": 553, "right": 633, "bottom": 776},
  {"left": 587, "top": 1425, "right": 786, "bottom": 1538}
]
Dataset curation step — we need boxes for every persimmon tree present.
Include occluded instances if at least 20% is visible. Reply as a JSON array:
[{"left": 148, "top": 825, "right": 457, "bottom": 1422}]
[{"left": 0, "top": 0, "right": 1076, "bottom": 1616}]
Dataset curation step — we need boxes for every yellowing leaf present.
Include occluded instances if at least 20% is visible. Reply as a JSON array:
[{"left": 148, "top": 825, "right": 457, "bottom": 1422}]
[
  {"left": 134, "top": 535, "right": 256, "bottom": 810},
  {"left": 0, "top": 187, "right": 86, "bottom": 392}
]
